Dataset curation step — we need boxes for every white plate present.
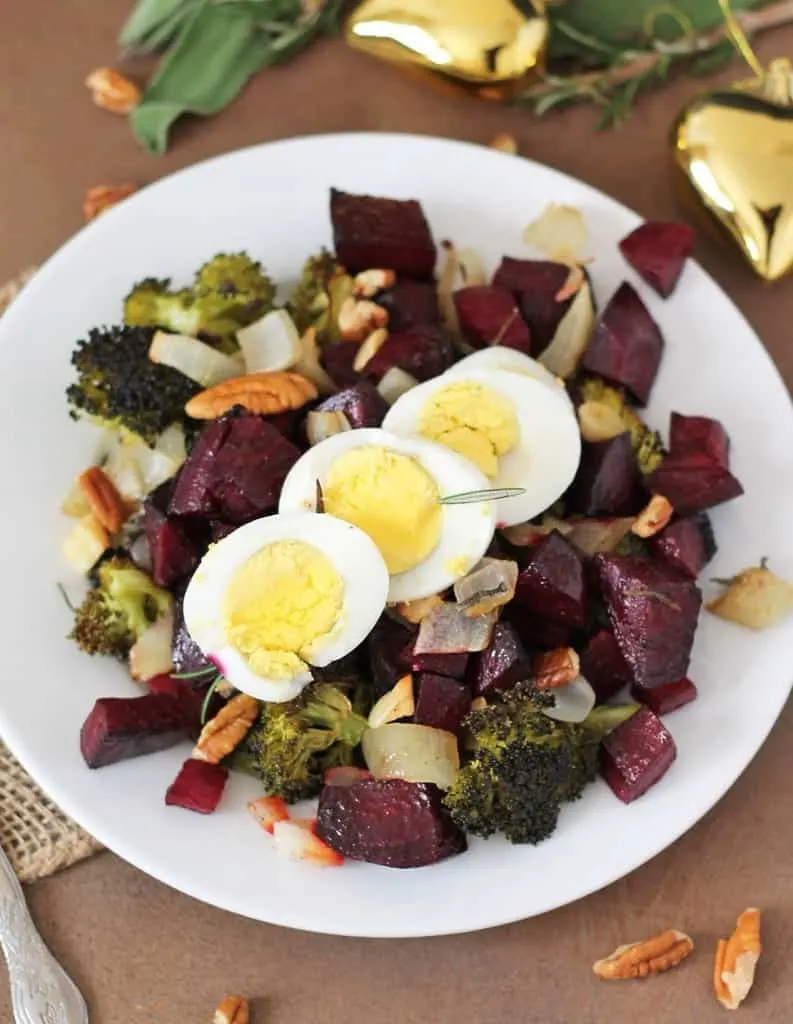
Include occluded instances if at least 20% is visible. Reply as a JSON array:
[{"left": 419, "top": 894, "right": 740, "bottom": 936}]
[{"left": 0, "top": 133, "right": 791, "bottom": 939}]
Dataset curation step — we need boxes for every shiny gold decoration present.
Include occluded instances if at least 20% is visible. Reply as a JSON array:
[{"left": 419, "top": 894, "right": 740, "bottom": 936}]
[
  {"left": 672, "top": 1, "right": 793, "bottom": 281},
  {"left": 345, "top": 0, "right": 548, "bottom": 95}
]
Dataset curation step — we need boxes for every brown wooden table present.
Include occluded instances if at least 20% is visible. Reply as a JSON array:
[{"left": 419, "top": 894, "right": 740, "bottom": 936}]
[{"left": 2, "top": 3, "right": 792, "bottom": 1021}]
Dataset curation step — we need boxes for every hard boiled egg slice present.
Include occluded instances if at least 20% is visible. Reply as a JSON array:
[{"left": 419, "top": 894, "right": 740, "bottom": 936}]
[
  {"left": 278, "top": 428, "right": 496, "bottom": 603},
  {"left": 382, "top": 368, "right": 581, "bottom": 527},
  {"left": 444, "top": 346, "right": 572, "bottom": 406},
  {"left": 182, "top": 512, "right": 388, "bottom": 703}
]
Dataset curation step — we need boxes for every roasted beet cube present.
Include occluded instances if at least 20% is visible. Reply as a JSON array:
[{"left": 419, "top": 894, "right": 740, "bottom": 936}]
[
  {"left": 169, "top": 413, "right": 301, "bottom": 524},
  {"left": 581, "top": 282, "right": 663, "bottom": 406},
  {"left": 467, "top": 621, "right": 532, "bottom": 697},
  {"left": 492, "top": 257, "right": 572, "bottom": 354},
  {"left": 514, "top": 530, "right": 588, "bottom": 628},
  {"left": 645, "top": 453, "right": 743, "bottom": 516},
  {"left": 320, "top": 341, "right": 361, "bottom": 389},
  {"left": 594, "top": 554, "right": 702, "bottom": 688},
  {"left": 209, "top": 521, "right": 238, "bottom": 542},
  {"left": 144, "top": 501, "right": 199, "bottom": 588},
  {"left": 165, "top": 757, "right": 228, "bottom": 814},
  {"left": 376, "top": 279, "right": 439, "bottom": 331},
  {"left": 316, "top": 778, "right": 466, "bottom": 868},
  {"left": 648, "top": 513, "right": 715, "bottom": 580},
  {"left": 364, "top": 326, "right": 454, "bottom": 383},
  {"left": 409, "top": 648, "right": 469, "bottom": 681},
  {"left": 80, "top": 694, "right": 189, "bottom": 769},
  {"left": 414, "top": 673, "right": 471, "bottom": 735},
  {"left": 632, "top": 677, "right": 698, "bottom": 715},
  {"left": 619, "top": 221, "right": 695, "bottom": 298},
  {"left": 669, "top": 412, "right": 730, "bottom": 467},
  {"left": 330, "top": 189, "right": 436, "bottom": 280},
  {"left": 316, "top": 380, "right": 388, "bottom": 428},
  {"left": 601, "top": 705, "right": 677, "bottom": 803},
  {"left": 171, "top": 598, "right": 212, "bottom": 675},
  {"left": 580, "top": 628, "right": 632, "bottom": 704},
  {"left": 505, "top": 607, "right": 575, "bottom": 651},
  {"left": 146, "top": 674, "right": 222, "bottom": 739},
  {"left": 368, "top": 616, "right": 415, "bottom": 698},
  {"left": 566, "top": 433, "right": 645, "bottom": 517},
  {"left": 453, "top": 285, "right": 531, "bottom": 352}
]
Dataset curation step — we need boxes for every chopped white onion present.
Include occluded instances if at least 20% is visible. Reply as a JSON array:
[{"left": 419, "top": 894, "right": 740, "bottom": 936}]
[
  {"left": 499, "top": 518, "right": 571, "bottom": 547},
  {"left": 377, "top": 366, "right": 419, "bottom": 405},
  {"left": 414, "top": 602, "right": 498, "bottom": 655},
  {"left": 454, "top": 557, "right": 518, "bottom": 617},
  {"left": 60, "top": 515, "right": 109, "bottom": 574},
  {"left": 393, "top": 593, "right": 444, "bottom": 625},
  {"left": 368, "top": 674, "right": 415, "bottom": 728},
  {"left": 362, "top": 723, "right": 460, "bottom": 790},
  {"left": 538, "top": 279, "right": 595, "bottom": 379},
  {"left": 353, "top": 328, "right": 388, "bottom": 372},
  {"left": 155, "top": 423, "right": 187, "bottom": 465},
  {"left": 149, "top": 330, "right": 244, "bottom": 387},
  {"left": 306, "top": 410, "right": 351, "bottom": 446},
  {"left": 543, "top": 676, "right": 596, "bottom": 724},
  {"left": 294, "top": 327, "right": 336, "bottom": 395},
  {"left": 60, "top": 478, "right": 91, "bottom": 518},
  {"left": 522, "top": 204, "right": 590, "bottom": 263},
  {"left": 566, "top": 517, "right": 635, "bottom": 556},
  {"left": 128, "top": 610, "right": 175, "bottom": 682},
  {"left": 237, "top": 309, "right": 302, "bottom": 374}
]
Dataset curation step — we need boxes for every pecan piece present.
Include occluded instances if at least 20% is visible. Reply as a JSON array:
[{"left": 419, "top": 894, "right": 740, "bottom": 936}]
[
  {"left": 353, "top": 269, "right": 396, "bottom": 298},
  {"left": 533, "top": 647, "right": 580, "bottom": 690},
  {"left": 214, "top": 995, "right": 250, "bottom": 1024},
  {"left": 77, "top": 466, "right": 127, "bottom": 535},
  {"left": 83, "top": 183, "right": 137, "bottom": 222},
  {"left": 593, "top": 929, "right": 694, "bottom": 980},
  {"left": 85, "top": 67, "right": 141, "bottom": 114},
  {"left": 714, "top": 908, "right": 762, "bottom": 1010},
  {"left": 185, "top": 371, "right": 317, "bottom": 420},
  {"left": 337, "top": 297, "right": 389, "bottom": 342},
  {"left": 194, "top": 694, "right": 259, "bottom": 764},
  {"left": 632, "top": 495, "right": 674, "bottom": 539}
]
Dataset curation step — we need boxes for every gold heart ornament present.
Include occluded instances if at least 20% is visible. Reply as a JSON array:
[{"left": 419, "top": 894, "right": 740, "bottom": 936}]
[
  {"left": 345, "top": 0, "right": 548, "bottom": 95},
  {"left": 673, "top": 57, "right": 793, "bottom": 283}
]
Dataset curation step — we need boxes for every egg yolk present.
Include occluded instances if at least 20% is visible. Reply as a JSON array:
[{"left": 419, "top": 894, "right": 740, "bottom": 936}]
[
  {"left": 322, "top": 446, "right": 442, "bottom": 575},
  {"left": 222, "top": 540, "right": 343, "bottom": 680},
  {"left": 418, "top": 379, "right": 519, "bottom": 478}
]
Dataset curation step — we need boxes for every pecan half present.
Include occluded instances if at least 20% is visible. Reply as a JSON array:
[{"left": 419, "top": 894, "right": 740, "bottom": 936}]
[
  {"left": 193, "top": 695, "right": 259, "bottom": 764},
  {"left": 353, "top": 269, "right": 396, "bottom": 298},
  {"left": 632, "top": 495, "right": 674, "bottom": 539},
  {"left": 214, "top": 995, "right": 250, "bottom": 1024},
  {"left": 714, "top": 908, "right": 762, "bottom": 1010},
  {"left": 337, "top": 297, "right": 389, "bottom": 342},
  {"left": 85, "top": 67, "right": 141, "bottom": 114},
  {"left": 593, "top": 929, "right": 694, "bottom": 980},
  {"left": 83, "top": 183, "right": 137, "bottom": 222},
  {"left": 77, "top": 466, "right": 127, "bottom": 535},
  {"left": 185, "top": 371, "right": 318, "bottom": 419},
  {"left": 533, "top": 647, "right": 580, "bottom": 690}
]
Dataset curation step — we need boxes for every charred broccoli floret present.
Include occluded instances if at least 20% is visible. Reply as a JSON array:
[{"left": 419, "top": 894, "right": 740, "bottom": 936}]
[
  {"left": 124, "top": 253, "right": 275, "bottom": 342},
  {"left": 444, "top": 684, "right": 637, "bottom": 844},
  {"left": 70, "top": 554, "right": 172, "bottom": 659},
  {"left": 286, "top": 249, "right": 353, "bottom": 341},
  {"left": 232, "top": 682, "right": 369, "bottom": 803},
  {"left": 66, "top": 324, "right": 199, "bottom": 443},
  {"left": 579, "top": 377, "right": 665, "bottom": 473}
]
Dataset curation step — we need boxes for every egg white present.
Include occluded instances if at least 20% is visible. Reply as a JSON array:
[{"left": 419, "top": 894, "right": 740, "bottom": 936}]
[
  {"left": 277, "top": 428, "right": 496, "bottom": 603},
  {"left": 444, "top": 346, "right": 572, "bottom": 406},
  {"left": 382, "top": 368, "right": 581, "bottom": 527},
  {"left": 182, "top": 511, "right": 389, "bottom": 702}
]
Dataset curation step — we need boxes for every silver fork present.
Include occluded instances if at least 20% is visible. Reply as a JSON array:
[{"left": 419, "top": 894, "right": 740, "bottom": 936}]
[{"left": 0, "top": 844, "right": 88, "bottom": 1023}]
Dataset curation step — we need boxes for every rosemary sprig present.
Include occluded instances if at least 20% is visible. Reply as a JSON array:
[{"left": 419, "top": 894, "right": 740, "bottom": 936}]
[
  {"left": 200, "top": 675, "right": 222, "bottom": 724},
  {"left": 172, "top": 666, "right": 218, "bottom": 680},
  {"left": 440, "top": 487, "right": 525, "bottom": 506}
]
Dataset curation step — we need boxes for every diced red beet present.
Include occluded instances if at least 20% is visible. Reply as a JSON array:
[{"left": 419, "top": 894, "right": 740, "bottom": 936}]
[
  {"left": 169, "top": 413, "right": 301, "bottom": 524},
  {"left": 80, "top": 694, "right": 189, "bottom": 769},
  {"left": 514, "top": 530, "right": 589, "bottom": 629},
  {"left": 669, "top": 412, "right": 730, "bottom": 468},
  {"left": 376, "top": 279, "right": 439, "bottom": 331},
  {"left": 209, "top": 521, "right": 238, "bottom": 542},
  {"left": 143, "top": 502, "right": 199, "bottom": 588},
  {"left": 330, "top": 189, "right": 437, "bottom": 280},
  {"left": 645, "top": 453, "right": 743, "bottom": 517},
  {"left": 316, "top": 778, "right": 466, "bottom": 868},
  {"left": 367, "top": 616, "right": 415, "bottom": 698},
  {"left": 505, "top": 607, "right": 575, "bottom": 651},
  {"left": 316, "top": 380, "right": 388, "bottom": 428},
  {"left": 320, "top": 341, "right": 362, "bottom": 389},
  {"left": 165, "top": 757, "right": 228, "bottom": 814},
  {"left": 145, "top": 674, "right": 222, "bottom": 739},
  {"left": 580, "top": 628, "right": 632, "bottom": 704},
  {"left": 633, "top": 677, "right": 698, "bottom": 715},
  {"left": 408, "top": 647, "right": 469, "bottom": 681},
  {"left": 171, "top": 597, "right": 213, "bottom": 675},
  {"left": 581, "top": 282, "right": 664, "bottom": 406},
  {"left": 467, "top": 621, "right": 532, "bottom": 698},
  {"left": 492, "top": 257, "right": 572, "bottom": 354},
  {"left": 414, "top": 673, "right": 471, "bottom": 735},
  {"left": 619, "top": 221, "right": 695, "bottom": 298},
  {"left": 453, "top": 285, "right": 531, "bottom": 352},
  {"left": 566, "top": 433, "right": 645, "bottom": 517},
  {"left": 594, "top": 554, "right": 702, "bottom": 688},
  {"left": 600, "top": 705, "right": 677, "bottom": 803},
  {"left": 364, "top": 326, "right": 454, "bottom": 383},
  {"left": 648, "top": 513, "right": 716, "bottom": 580}
]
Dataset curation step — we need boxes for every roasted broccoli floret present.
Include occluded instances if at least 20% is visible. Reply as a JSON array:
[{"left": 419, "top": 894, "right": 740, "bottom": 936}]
[
  {"left": 286, "top": 249, "right": 353, "bottom": 341},
  {"left": 232, "top": 682, "right": 369, "bottom": 803},
  {"left": 70, "top": 554, "right": 173, "bottom": 659},
  {"left": 66, "top": 324, "right": 199, "bottom": 443},
  {"left": 124, "top": 253, "right": 275, "bottom": 342},
  {"left": 579, "top": 377, "right": 665, "bottom": 474},
  {"left": 444, "top": 684, "right": 637, "bottom": 844}
]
